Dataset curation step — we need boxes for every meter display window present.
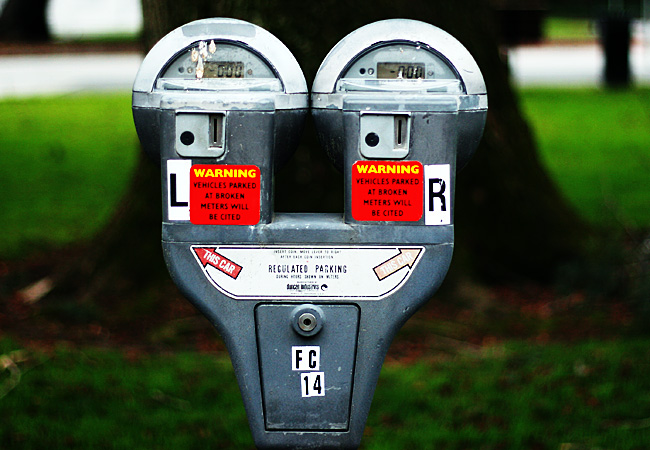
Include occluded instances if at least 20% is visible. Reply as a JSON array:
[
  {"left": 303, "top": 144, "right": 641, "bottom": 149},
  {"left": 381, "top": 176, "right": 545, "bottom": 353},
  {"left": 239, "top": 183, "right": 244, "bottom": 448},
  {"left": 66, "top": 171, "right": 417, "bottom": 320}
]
[
  {"left": 342, "top": 44, "right": 457, "bottom": 81},
  {"left": 335, "top": 43, "right": 463, "bottom": 94},
  {"left": 203, "top": 61, "right": 245, "bottom": 78},
  {"left": 376, "top": 62, "right": 425, "bottom": 79},
  {"left": 158, "top": 42, "right": 279, "bottom": 90}
]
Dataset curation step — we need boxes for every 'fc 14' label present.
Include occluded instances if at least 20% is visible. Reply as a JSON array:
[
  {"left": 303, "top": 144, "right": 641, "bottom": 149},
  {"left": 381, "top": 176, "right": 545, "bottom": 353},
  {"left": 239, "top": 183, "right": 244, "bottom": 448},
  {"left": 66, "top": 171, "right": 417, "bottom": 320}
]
[{"left": 293, "top": 346, "right": 324, "bottom": 398}]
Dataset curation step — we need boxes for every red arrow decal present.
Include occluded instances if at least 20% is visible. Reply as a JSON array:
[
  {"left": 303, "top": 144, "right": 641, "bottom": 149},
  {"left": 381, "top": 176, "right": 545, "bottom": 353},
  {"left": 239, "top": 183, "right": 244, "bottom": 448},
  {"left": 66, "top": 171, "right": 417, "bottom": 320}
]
[
  {"left": 373, "top": 248, "right": 422, "bottom": 281},
  {"left": 193, "top": 247, "right": 242, "bottom": 280}
]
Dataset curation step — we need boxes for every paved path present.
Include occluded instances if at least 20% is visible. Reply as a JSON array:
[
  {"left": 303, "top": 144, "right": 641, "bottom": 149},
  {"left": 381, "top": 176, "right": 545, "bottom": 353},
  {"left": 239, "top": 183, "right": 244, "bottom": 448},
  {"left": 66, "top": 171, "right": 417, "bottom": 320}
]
[
  {"left": 509, "top": 43, "right": 650, "bottom": 86},
  {"left": 0, "top": 52, "right": 143, "bottom": 97},
  {"left": 0, "top": 43, "right": 648, "bottom": 98}
]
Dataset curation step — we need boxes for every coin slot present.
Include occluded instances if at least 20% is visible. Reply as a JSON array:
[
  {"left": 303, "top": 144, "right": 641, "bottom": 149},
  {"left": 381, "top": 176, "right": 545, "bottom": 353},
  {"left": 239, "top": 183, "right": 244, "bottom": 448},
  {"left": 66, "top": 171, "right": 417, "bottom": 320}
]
[
  {"left": 395, "top": 116, "right": 408, "bottom": 148},
  {"left": 210, "top": 113, "right": 225, "bottom": 149}
]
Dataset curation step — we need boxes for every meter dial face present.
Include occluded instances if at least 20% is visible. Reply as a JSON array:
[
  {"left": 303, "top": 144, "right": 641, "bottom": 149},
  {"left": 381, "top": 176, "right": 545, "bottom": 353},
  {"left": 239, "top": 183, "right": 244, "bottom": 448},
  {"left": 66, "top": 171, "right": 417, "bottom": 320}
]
[
  {"left": 342, "top": 43, "right": 458, "bottom": 81},
  {"left": 202, "top": 61, "right": 244, "bottom": 78},
  {"left": 376, "top": 62, "right": 425, "bottom": 79},
  {"left": 160, "top": 41, "right": 276, "bottom": 80}
]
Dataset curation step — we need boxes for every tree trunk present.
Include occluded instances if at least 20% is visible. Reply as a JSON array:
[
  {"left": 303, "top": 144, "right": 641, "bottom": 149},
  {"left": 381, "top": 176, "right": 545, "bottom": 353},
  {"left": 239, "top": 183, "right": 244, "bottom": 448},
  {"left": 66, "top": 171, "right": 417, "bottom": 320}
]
[
  {"left": 46, "top": 0, "right": 587, "bottom": 305},
  {"left": 0, "top": 0, "right": 50, "bottom": 42}
]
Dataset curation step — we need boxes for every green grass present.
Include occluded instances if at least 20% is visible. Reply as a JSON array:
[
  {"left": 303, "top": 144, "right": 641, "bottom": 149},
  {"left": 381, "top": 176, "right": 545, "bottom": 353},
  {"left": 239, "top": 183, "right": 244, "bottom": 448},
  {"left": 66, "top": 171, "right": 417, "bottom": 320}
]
[
  {"left": 370, "top": 340, "right": 650, "bottom": 450},
  {"left": 1, "top": 339, "right": 649, "bottom": 449},
  {"left": 0, "top": 342, "right": 252, "bottom": 449},
  {"left": 544, "top": 18, "right": 596, "bottom": 42},
  {"left": 0, "top": 94, "right": 138, "bottom": 258},
  {"left": 520, "top": 88, "right": 650, "bottom": 229}
]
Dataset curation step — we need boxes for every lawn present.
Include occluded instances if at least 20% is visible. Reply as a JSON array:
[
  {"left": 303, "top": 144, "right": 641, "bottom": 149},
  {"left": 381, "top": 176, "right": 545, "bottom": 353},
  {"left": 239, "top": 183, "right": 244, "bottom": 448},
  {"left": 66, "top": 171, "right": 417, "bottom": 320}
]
[
  {"left": 519, "top": 88, "right": 650, "bottom": 229},
  {"left": 544, "top": 17, "right": 596, "bottom": 42},
  {"left": 1, "top": 339, "right": 649, "bottom": 449},
  {"left": 0, "top": 94, "right": 138, "bottom": 259}
]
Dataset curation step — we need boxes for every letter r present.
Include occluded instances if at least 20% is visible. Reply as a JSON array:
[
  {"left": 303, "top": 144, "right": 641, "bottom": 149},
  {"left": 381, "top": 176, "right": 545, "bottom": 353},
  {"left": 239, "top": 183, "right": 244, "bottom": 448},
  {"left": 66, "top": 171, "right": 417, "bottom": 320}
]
[{"left": 429, "top": 178, "right": 446, "bottom": 211}]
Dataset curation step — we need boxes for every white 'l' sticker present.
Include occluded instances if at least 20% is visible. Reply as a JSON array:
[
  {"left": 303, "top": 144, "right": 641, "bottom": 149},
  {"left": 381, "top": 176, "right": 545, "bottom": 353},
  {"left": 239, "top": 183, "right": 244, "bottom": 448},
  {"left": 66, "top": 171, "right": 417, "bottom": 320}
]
[{"left": 167, "top": 159, "right": 191, "bottom": 221}]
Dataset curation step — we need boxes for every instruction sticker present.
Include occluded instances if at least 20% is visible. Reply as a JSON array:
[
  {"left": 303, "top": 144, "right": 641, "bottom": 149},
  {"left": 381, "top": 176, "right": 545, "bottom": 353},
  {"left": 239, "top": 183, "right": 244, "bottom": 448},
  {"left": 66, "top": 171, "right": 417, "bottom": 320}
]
[
  {"left": 351, "top": 161, "right": 423, "bottom": 222},
  {"left": 190, "top": 164, "right": 260, "bottom": 225},
  {"left": 191, "top": 245, "right": 424, "bottom": 300}
]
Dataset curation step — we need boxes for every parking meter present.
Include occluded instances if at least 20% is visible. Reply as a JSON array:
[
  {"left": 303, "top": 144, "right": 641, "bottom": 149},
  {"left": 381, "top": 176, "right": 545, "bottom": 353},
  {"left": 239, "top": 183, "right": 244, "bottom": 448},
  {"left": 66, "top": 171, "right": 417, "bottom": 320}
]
[
  {"left": 133, "top": 17, "right": 486, "bottom": 450},
  {"left": 305, "top": 19, "right": 487, "bottom": 447}
]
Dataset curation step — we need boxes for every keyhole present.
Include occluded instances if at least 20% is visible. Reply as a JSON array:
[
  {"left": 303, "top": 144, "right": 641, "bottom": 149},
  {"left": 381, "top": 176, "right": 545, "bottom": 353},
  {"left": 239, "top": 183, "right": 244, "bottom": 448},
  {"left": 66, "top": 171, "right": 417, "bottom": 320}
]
[{"left": 298, "top": 313, "right": 317, "bottom": 332}]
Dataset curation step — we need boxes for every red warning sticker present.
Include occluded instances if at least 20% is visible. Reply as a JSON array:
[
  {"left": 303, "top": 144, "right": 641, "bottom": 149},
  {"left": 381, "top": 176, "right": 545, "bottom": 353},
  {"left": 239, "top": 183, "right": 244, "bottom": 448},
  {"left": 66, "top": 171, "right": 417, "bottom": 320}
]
[
  {"left": 190, "top": 164, "right": 260, "bottom": 225},
  {"left": 351, "top": 161, "right": 423, "bottom": 222}
]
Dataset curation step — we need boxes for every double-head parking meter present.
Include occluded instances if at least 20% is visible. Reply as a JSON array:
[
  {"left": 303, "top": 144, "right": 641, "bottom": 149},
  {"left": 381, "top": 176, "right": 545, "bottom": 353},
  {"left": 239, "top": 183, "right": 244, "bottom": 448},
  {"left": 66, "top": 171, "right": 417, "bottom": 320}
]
[{"left": 133, "top": 17, "right": 486, "bottom": 450}]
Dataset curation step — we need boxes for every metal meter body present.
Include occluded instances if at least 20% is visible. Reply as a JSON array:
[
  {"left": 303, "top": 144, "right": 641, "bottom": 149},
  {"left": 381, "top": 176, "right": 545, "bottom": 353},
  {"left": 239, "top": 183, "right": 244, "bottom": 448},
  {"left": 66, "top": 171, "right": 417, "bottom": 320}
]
[
  {"left": 304, "top": 19, "right": 487, "bottom": 448},
  {"left": 133, "top": 18, "right": 308, "bottom": 224},
  {"left": 133, "top": 17, "right": 486, "bottom": 450}
]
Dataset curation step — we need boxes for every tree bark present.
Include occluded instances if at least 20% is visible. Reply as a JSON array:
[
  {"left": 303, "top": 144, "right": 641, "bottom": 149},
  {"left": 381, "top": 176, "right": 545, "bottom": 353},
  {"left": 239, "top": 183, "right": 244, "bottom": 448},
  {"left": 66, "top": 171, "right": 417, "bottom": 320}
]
[
  {"left": 46, "top": 0, "right": 587, "bottom": 305},
  {"left": 0, "top": 0, "right": 50, "bottom": 42}
]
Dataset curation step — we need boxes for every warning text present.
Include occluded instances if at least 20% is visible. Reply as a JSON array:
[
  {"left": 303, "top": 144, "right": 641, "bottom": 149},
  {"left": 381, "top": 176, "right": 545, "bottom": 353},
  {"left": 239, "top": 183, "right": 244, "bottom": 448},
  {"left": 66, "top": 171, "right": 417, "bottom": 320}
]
[
  {"left": 190, "top": 164, "right": 261, "bottom": 225},
  {"left": 351, "top": 161, "right": 424, "bottom": 222}
]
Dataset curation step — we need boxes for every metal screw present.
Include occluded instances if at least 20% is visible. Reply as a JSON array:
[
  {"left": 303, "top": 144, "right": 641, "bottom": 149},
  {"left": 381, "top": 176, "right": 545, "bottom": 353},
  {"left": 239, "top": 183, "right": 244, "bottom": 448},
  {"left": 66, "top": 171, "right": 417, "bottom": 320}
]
[{"left": 298, "top": 313, "right": 317, "bottom": 332}]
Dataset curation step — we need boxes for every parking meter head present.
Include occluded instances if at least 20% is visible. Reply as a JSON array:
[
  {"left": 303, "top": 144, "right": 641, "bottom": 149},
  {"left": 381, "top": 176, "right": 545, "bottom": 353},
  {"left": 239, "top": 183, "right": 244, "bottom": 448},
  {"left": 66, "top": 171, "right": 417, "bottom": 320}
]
[
  {"left": 311, "top": 19, "right": 487, "bottom": 172},
  {"left": 132, "top": 18, "right": 308, "bottom": 168}
]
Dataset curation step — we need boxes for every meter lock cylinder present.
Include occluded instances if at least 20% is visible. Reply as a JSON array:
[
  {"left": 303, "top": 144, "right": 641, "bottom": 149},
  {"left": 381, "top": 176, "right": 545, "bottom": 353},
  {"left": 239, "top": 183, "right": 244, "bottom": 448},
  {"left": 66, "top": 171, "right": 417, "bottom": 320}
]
[
  {"left": 312, "top": 19, "right": 487, "bottom": 227},
  {"left": 132, "top": 18, "right": 308, "bottom": 226}
]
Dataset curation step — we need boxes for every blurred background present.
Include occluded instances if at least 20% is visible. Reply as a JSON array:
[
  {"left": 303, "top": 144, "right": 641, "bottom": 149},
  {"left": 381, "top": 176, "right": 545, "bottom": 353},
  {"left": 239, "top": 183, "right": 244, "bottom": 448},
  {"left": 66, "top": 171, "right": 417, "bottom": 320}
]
[{"left": 0, "top": 0, "right": 649, "bottom": 449}]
